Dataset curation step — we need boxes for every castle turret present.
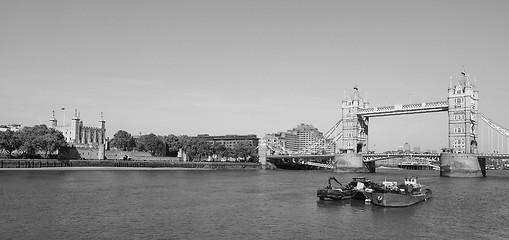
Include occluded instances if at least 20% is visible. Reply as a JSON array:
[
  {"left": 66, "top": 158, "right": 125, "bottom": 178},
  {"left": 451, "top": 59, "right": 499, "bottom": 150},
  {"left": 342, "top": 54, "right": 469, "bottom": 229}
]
[
  {"left": 49, "top": 111, "right": 57, "bottom": 128},
  {"left": 70, "top": 109, "right": 80, "bottom": 144},
  {"left": 98, "top": 112, "right": 106, "bottom": 144},
  {"left": 98, "top": 112, "right": 106, "bottom": 159}
]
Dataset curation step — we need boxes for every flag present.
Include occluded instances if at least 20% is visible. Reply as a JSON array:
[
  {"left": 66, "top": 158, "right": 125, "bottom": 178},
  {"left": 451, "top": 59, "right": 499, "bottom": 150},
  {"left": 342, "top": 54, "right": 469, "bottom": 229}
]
[{"left": 61, "top": 107, "right": 65, "bottom": 110}]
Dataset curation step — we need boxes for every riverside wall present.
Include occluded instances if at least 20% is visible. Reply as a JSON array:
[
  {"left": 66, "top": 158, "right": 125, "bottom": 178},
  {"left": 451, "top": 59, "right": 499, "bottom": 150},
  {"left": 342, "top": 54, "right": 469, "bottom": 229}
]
[{"left": 0, "top": 159, "right": 261, "bottom": 170}]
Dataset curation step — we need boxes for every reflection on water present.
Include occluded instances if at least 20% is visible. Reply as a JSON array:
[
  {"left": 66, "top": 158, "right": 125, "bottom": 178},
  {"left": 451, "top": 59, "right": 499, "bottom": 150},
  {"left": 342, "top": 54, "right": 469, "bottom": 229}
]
[
  {"left": 316, "top": 199, "right": 351, "bottom": 208},
  {"left": 1, "top": 169, "right": 509, "bottom": 239}
]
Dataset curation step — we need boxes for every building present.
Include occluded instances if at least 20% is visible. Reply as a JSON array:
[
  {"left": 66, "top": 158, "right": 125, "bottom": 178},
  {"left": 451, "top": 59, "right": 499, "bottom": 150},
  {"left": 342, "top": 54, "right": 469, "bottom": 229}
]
[
  {"left": 413, "top": 146, "right": 421, "bottom": 153},
  {"left": 403, "top": 142, "right": 411, "bottom": 152},
  {"left": 264, "top": 132, "right": 298, "bottom": 154},
  {"left": 265, "top": 123, "right": 334, "bottom": 154},
  {"left": 49, "top": 109, "right": 106, "bottom": 147},
  {"left": 290, "top": 123, "right": 329, "bottom": 153},
  {"left": 0, "top": 123, "right": 23, "bottom": 132},
  {"left": 196, "top": 134, "right": 259, "bottom": 148}
]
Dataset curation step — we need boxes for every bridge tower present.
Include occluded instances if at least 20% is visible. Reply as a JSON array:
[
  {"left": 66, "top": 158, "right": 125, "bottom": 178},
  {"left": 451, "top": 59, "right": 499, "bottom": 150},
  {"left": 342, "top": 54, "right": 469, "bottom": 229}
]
[
  {"left": 335, "top": 86, "right": 373, "bottom": 172},
  {"left": 447, "top": 71, "right": 479, "bottom": 153},
  {"left": 442, "top": 70, "right": 484, "bottom": 177},
  {"left": 341, "top": 86, "right": 369, "bottom": 153}
]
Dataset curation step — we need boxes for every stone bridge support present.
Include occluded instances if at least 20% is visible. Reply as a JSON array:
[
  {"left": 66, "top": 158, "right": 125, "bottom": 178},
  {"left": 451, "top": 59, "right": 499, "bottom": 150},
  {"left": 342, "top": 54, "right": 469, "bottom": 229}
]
[
  {"left": 334, "top": 153, "right": 373, "bottom": 172},
  {"left": 258, "top": 141, "right": 268, "bottom": 169},
  {"left": 440, "top": 153, "right": 485, "bottom": 177}
]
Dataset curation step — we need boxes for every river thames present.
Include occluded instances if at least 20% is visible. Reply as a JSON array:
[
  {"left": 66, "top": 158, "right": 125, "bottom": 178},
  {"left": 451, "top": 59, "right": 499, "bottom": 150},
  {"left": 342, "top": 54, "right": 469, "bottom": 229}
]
[{"left": 1, "top": 168, "right": 508, "bottom": 240}]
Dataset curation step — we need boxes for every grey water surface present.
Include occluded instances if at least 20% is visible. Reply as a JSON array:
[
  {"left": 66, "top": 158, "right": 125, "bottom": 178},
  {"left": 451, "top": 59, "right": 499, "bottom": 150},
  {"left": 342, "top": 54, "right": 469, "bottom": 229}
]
[{"left": 1, "top": 168, "right": 508, "bottom": 240}]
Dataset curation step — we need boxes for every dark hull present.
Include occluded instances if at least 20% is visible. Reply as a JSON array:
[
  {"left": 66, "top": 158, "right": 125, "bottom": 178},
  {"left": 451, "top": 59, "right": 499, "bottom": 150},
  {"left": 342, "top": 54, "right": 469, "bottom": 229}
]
[
  {"left": 317, "top": 189, "right": 354, "bottom": 201},
  {"left": 352, "top": 190, "right": 371, "bottom": 200},
  {"left": 269, "top": 159, "right": 322, "bottom": 170},
  {"left": 371, "top": 189, "right": 432, "bottom": 207}
]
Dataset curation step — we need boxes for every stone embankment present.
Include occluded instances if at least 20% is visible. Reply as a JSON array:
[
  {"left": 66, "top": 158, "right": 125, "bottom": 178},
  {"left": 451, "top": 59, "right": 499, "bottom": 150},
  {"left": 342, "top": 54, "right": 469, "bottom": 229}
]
[{"left": 0, "top": 159, "right": 261, "bottom": 170}]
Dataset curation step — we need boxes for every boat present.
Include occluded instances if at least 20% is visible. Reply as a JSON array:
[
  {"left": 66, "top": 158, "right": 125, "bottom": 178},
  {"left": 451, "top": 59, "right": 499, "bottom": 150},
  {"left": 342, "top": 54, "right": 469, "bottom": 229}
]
[
  {"left": 370, "top": 177, "right": 432, "bottom": 207},
  {"left": 346, "top": 177, "right": 376, "bottom": 200},
  {"left": 398, "top": 162, "right": 439, "bottom": 170},
  {"left": 317, "top": 177, "right": 354, "bottom": 200}
]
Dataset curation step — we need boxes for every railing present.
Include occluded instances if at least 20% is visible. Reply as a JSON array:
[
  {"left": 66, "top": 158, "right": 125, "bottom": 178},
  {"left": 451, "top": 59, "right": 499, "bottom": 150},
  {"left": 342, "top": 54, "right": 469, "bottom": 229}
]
[
  {"left": 357, "top": 101, "right": 448, "bottom": 114},
  {"left": 425, "top": 101, "right": 449, "bottom": 107},
  {"left": 477, "top": 153, "right": 509, "bottom": 158},
  {"left": 301, "top": 161, "right": 335, "bottom": 169},
  {"left": 364, "top": 153, "right": 440, "bottom": 157}
]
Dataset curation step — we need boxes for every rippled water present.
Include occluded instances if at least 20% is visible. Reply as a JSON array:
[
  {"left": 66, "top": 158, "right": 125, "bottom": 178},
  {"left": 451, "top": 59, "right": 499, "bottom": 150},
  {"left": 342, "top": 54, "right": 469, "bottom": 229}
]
[{"left": 1, "top": 168, "right": 508, "bottom": 239}]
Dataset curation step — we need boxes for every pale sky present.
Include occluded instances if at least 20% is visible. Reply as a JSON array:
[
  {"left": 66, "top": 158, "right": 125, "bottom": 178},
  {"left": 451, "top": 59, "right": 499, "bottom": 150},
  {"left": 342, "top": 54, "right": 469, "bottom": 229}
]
[{"left": 1, "top": 0, "right": 509, "bottom": 152}]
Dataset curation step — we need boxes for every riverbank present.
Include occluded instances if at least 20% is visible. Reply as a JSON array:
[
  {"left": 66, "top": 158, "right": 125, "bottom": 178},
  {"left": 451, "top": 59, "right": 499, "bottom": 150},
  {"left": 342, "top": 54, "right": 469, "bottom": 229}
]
[{"left": 0, "top": 159, "right": 261, "bottom": 170}]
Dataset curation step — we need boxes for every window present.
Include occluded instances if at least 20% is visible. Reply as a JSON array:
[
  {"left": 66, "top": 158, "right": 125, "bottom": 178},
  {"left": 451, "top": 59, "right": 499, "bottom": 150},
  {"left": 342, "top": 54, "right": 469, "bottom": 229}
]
[{"left": 453, "top": 114, "right": 464, "bottom": 120}]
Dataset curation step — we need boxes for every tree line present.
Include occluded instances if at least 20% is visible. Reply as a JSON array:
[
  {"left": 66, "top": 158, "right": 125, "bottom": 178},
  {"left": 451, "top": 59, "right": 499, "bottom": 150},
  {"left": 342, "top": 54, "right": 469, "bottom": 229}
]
[
  {"left": 110, "top": 130, "right": 258, "bottom": 162},
  {"left": 0, "top": 126, "right": 259, "bottom": 162},
  {"left": 0, "top": 124, "right": 68, "bottom": 158}
]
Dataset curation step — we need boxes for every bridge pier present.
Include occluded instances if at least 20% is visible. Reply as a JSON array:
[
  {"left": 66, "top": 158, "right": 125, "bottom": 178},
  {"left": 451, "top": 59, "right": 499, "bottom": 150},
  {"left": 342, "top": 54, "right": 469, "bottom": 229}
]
[
  {"left": 258, "top": 142, "right": 268, "bottom": 169},
  {"left": 334, "top": 153, "right": 372, "bottom": 172},
  {"left": 440, "top": 153, "right": 486, "bottom": 177}
]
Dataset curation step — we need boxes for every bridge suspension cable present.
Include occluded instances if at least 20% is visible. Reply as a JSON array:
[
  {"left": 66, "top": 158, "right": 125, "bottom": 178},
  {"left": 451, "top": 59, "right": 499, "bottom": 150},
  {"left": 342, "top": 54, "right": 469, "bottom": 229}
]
[
  {"left": 478, "top": 112, "right": 509, "bottom": 154},
  {"left": 296, "top": 119, "right": 343, "bottom": 155},
  {"left": 479, "top": 112, "right": 509, "bottom": 137}
]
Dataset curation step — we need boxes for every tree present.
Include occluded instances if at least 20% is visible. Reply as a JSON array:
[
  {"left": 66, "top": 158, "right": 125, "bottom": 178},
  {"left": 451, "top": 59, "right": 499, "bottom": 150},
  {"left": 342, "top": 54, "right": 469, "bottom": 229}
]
[
  {"left": 17, "top": 125, "right": 67, "bottom": 158},
  {"left": 18, "top": 126, "right": 40, "bottom": 157},
  {"left": 0, "top": 130, "right": 22, "bottom": 157},
  {"left": 177, "top": 135, "right": 194, "bottom": 160},
  {"left": 111, "top": 130, "right": 135, "bottom": 151},
  {"left": 162, "top": 134, "right": 181, "bottom": 157},
  {"left": 35, "top": 127, "right": 67, "bottom": 157},
  {"left": 136, "top": 133, "right": 165, "bottom": 156},
  {"left": 220, "top": 147, "right": 232, "bottom": 161},
  {"left": 177, "top": 136, "right": 212, "bottom": 161},
  {"left": 232, "top": 142, "right": 257, "bottom": 162},
  {"left": 211, "top": 142, "right": 227, "bottom": 161}
]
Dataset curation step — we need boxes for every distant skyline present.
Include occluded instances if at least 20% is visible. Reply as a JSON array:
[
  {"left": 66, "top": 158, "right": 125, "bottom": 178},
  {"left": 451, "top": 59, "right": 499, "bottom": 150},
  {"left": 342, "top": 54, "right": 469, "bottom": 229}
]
[{"left": 2, "top": 1, "right": 509, "bottom": 152}]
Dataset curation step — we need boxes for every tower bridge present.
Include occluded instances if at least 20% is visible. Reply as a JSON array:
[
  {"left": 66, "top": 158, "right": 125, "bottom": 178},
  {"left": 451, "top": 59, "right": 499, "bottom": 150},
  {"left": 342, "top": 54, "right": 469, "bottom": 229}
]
[{"left": 261, "top": 70, "right": 509, "bottom": 177}]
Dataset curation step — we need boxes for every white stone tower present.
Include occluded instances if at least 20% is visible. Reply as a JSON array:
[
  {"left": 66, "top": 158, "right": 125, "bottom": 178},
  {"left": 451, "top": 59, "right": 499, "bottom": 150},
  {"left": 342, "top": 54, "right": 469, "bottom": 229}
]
[
  {"left": 341, "top": 86, "right": 369, "bottom": 153},
  {"left": 447, "top": 70, "right": 479, "bottom": 153},
  {"left": 98, "top": 112, "right": 106, "bottom": 144},
  {"left": 49, "top": 111, "right": 57, "bottom": 128},
  {"left": 70, "top": 109, "right": 81, "bottom": 144}
]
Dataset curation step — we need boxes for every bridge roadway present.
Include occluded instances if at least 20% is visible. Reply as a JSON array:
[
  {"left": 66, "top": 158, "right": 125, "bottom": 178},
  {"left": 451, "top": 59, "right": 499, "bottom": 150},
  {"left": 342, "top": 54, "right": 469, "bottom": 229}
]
[
  {"left": 267, "top": 153, "right": 442, "bottom": 162},
  {"left": 363, "top": 153, "right": 440, "bottom": 162},
  {"left": 267, "top": 152, "right": 509, "bottom": 163}
]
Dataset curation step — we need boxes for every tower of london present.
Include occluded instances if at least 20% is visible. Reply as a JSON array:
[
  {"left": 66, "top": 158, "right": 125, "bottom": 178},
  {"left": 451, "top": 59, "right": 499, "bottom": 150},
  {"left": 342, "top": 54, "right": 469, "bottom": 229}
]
[{"left": 49, "top": 109, "right": 106, "bottom": 148}]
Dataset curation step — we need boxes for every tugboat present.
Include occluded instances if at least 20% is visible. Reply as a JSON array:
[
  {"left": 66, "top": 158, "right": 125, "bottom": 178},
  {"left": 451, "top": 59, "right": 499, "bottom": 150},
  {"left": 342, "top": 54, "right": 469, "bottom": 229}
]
[
  {"left": 317, "top": 177, "right": 354, "bottom": 201},
  {"left": 371, "top": 177, "right": 432, "bottom": 207},
  {"left": 346, "top": 177, "right": 376, "bottom": 200}
]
